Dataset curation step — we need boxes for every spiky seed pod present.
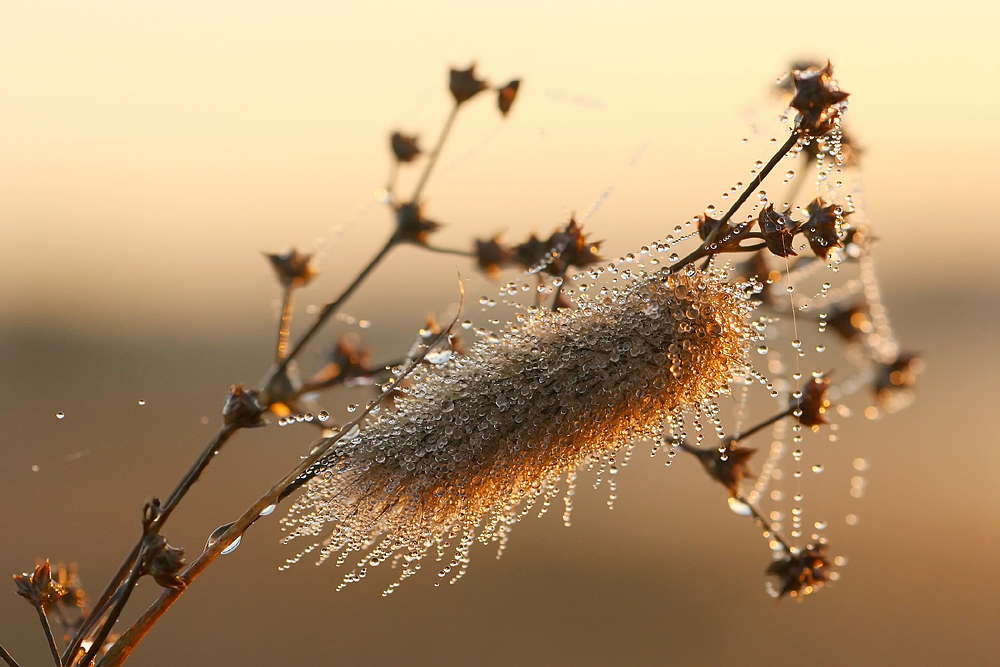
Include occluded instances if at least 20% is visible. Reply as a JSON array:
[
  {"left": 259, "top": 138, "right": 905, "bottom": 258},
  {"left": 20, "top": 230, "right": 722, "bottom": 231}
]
[{"left": 283, "top": 268, "right": 755, "bottom": 588}]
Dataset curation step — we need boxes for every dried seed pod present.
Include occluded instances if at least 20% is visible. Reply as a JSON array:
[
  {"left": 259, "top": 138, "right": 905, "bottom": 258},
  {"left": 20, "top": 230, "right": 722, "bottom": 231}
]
[{"left": 283, "top": 268, "right": 755, "bottom": 587}]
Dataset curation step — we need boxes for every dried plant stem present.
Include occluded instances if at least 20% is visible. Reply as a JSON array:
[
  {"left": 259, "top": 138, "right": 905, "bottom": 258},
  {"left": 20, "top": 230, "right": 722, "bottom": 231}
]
[
  {"left": 275, "top": 286, "right": 295, "bottom": 361},
  {"left": 294, "top": 361, "right": 402, "bottom": 397},
  {"left": 78, "top": 559, "right": 145, "bottom": 667},
  {"left": 98, "top": 325, "right": 459, "bottom": 667},
  {"left": 422, "top": 244, "right": 475, "bottom": 258},
  {"left": 63, "top": 544, "right": 139, "bottom": 665},
  {"left": 734, "top": 403, "right": 797, "bottom": 441},
  {"left": 0, "top": 643, "right": 21, "bottom": 667},
  {"left": 385, "top": 160, "right": 399, "bottom": 196},
  {"left": 65, "top": 425, "right": 240, "bottom": 663},
  {"left": 411, "top": 102, "right": 459, "bottom": 202},
  {"left": 274, "top": 235, "right": 396, "bottom": 379},
  {"left": 737, "top": 494, "right": 790, "bottom": 552},
  {"left": 672, "top": 130, "right": 800, "bottom": 273},
  {"left": 33, "top": 605, "right": 62, "bottom": 667}
]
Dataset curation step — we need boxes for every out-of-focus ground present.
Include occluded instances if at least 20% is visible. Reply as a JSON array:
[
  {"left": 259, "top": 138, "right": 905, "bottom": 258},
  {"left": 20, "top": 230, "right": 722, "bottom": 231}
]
[{"left": 2, "top": 2, "right": 999, "bottom": 666}]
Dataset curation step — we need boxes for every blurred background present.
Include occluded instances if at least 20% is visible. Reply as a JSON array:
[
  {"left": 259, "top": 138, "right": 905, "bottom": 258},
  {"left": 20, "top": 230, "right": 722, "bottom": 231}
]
[{"left": 2, "top": 1, "right": 998, "bottom": 665}]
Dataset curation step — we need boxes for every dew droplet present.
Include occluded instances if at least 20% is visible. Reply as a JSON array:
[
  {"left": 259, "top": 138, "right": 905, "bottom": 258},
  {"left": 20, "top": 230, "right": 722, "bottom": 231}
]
[
  {"left": 205, "top": 522, "right": 236, "bottom": 551},
  {"left": 260, "top": 504, "right": 277, "bottom": 517},
  {"left": 137, "top": 399, "right": 146, "bottom": 406},
  {"left": 221, "top": 535, "right": 242, "bottom": 555},
  {"left": 55, "top": 412, "right": 65, "bottom": 420},
  {"left": 811, "top": 464, "right": 824, "bottom": 473},
  {"left": 318, "top": 411, "right": 330, "bottom": 422},
  {"left": 728, "top": 497, "right": 753, "bottom": 516},
  {"left": 426, "top": 349, "right": 453, "bottom": 365}
]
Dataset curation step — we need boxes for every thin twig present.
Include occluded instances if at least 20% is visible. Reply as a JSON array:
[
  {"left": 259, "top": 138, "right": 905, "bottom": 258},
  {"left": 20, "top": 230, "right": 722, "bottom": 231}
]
[
  {"left": 273, "top": 235, "right": 396, "bottom": 380},
  {"left": 34, "top": 605, "right": 63, "bottom": 667},
  {"left": 275, "top": 286, "right": 295, "bottom": 361},
  {"left": 736, "top": 494, "right": 791, "bottom": 552},
  {"left": 733, "top": 404, "right": 796, "bottom": 442},
  {"left": 98, "top": 308, "right": 466, "bottom": 667},
  {"left": 422, "top": 244, "right": 475, "bottom": 258},
  {"left": 0, "top": 643, "right": 21, "bottom": 667},
  {"left": 411, "top": 102, "right": 459, "bottom": 203},
  {"left": 65, "top": 425, "right": 239, "bottom": 664},
  {"left": 78, "top": 554, "right": 145, "bottom": 667},
  {"left": 672, "top": 130, "right": 800, "bottom": 274},
  {"left": 384, "top": 160, "right": 399, "bottom": 199},
  {"left": 294, "top": 360, "right": 403, "bottom": 397}
]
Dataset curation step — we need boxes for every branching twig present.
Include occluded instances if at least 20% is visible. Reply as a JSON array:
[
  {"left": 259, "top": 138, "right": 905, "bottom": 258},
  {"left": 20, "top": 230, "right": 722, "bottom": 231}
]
[
  {"left": 275, "top": 286, "right": 295, "bottom": 361},
  {"left": 672, "top": 130, "right": 800, "bottom": 274},
  {"left": 411, "top": 102, "right": 459, "bottom": 203},
  {"left": 65, "top": 425, "right": 239, "bottom": 664},
  {"left": 271, "top": 235, "right": 396, "bottom": 383},
  {"left": 98, "top": 312, "right": 463, "bottom": 667},
  {"left": 78, "top": 557, "right": 144, "bottom": 667}
]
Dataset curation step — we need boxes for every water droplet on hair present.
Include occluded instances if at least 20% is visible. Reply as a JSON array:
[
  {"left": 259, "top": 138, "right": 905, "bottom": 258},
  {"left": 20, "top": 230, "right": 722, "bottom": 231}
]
[{"left": 318, "top": 411, "right": 330, "bottom": 422}]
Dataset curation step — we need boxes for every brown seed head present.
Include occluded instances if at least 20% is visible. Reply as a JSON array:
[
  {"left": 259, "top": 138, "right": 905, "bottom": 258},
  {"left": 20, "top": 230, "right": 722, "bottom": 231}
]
[
  {"left": 874, "top": 353, "right": 923, "bottom": 406},
  {"left": 825, "top": 300, "right": 871, "bottom": 342},
  {"left": 758, "top": 205, "right": 799, "bottom": 258},
  {"left": 497, "top": 79, "right": 521, "bottom": 116},
  {"left": 266, "top": 249, "right": 317, "bottom": 289},
  {"left": 13, "top": 560, "right": 65, "bottom": 606},
  {"left": 143, "top": 535, "right": 187, "bottom": 590},
  {"left": 223, "top": 385, "right": 267, "bottom": 428},
  {"left": 790, "top": 62, "right": 849, "bottom": 136},
  {"left": 803, "top": 198, "right": 843, "bottom": 259},
  {"left": 449, "top": 64, "right": 488, "bottom": 104},
  {"left": 680, "top": 440, "right": 757, "bottom": 496},
  {"left": 474, "top": 236, "right": 517, "bottom": 279},
  {"left": 798, "top": 375, "right": 832, "bottom": 427},
  {"left": 390, "top": 131, "right": 422, "bottom": 163},
  {"left": 393, "top": 202, "right": 441, "bottom": 245},
  {"left": 543, "top": 218, "right": 604, "bottom": 276},
  {"left": 766, "top": 543, "right": 831, "bottom": 599}
]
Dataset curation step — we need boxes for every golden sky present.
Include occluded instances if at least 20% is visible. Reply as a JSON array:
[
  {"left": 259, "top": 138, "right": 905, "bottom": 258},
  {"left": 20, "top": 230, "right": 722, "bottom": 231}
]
[{"left": 2, "top": 1, "right": 997, "bottom": 336}]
